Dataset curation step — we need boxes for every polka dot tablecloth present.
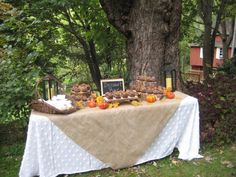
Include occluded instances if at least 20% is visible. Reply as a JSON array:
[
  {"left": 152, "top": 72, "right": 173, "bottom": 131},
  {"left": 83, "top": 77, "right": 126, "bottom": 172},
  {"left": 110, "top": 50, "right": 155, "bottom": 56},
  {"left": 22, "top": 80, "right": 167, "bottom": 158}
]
[{"left": 19, "top": 96, "right": 202, "bottom": 177}]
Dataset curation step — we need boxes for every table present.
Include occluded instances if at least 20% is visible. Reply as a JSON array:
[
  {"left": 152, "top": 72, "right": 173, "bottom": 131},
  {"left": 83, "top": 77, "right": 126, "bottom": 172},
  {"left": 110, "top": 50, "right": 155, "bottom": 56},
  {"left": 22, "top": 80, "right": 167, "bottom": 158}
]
[{"left": 19, "top": 95, "right": 202, "bottom": 177}]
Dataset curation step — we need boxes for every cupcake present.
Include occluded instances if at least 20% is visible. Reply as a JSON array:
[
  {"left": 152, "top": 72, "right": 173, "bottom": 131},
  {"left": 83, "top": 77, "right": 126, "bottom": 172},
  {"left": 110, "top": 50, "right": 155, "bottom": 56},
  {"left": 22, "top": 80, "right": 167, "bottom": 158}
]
[
  {"left": 146, "top": 89, "right": 153, "bottom": 94},
  {"left": 122, "top": 92, "right": 128, "bottom": 98},
  {"left": 129, "top": 91, "right": 135, "bottom": 97},
  {"left": 140, "top": 87, "right": 147, "bottom": 93},
  {"left": 79, "top": 84, "right": 90, "bottom": 92},
  {"left": 153, "top": 90, "right": 161, "bottom": 94},
  {"left": 105, "top": 92, "right": 113, "bottom": 99},
  {"left": 113, "top": 91, "right": 121, "bottom": 99},
  {"left": 82, "top": 95, "right": 88, "bottom": 101}
]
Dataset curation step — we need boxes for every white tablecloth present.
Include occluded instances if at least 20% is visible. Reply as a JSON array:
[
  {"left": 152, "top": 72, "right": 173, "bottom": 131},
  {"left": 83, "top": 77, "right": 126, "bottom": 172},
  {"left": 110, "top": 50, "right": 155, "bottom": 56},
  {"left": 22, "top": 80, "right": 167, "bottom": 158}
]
[{"left": 19, "top": 96, "right": 202, "bottom": 177}]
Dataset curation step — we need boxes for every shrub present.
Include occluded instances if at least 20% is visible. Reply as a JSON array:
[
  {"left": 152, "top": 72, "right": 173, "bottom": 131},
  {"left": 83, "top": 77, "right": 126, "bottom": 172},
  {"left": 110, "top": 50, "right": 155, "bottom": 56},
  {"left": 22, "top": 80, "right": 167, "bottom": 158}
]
[
  {"left": 185, "top": 74, "right": 236, "bottom": 144},
  {"left": 218, "top": 55, "right": 236, "bottom": 77}
]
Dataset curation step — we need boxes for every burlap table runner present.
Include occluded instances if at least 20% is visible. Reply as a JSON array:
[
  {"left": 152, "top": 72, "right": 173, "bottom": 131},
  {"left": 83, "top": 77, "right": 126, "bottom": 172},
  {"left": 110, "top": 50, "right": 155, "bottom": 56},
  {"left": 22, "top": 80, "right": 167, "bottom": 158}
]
[{"left": 33, "top": 91, "right": 187, "bottom": 169}]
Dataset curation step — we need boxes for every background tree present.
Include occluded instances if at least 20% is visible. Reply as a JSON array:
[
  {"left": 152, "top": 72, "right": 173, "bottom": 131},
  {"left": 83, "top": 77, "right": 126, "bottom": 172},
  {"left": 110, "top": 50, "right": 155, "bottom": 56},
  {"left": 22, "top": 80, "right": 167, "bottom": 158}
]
[
  {"left": 0, "top": 0, "right": 126, "bottom": 122},
  {"left": 100, "top": 0, "right": 182, "bottom": 88},
  {"left": 220, "top": 18, "right": 235, "bottom": 59},
  {"left": 25, "top": 0, "right": 126, "bottom": 89},
  {"left": 219, "top": 0, "right": 236, "bottom": 60},
  {"left": 0, "top": 3, "right": 41, "bottom": 123},
  {"left": 180, "top": 0, "right": 200, "bottom": 75},
  {"left": 197, "top": 0, "right": 227, "bottom": 81}
]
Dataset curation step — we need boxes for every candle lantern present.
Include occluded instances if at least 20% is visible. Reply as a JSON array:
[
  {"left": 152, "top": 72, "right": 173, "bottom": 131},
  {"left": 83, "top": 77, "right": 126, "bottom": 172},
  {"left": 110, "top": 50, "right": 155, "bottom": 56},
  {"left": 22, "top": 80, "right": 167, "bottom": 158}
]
[
  {"left": 40, "top": 74, "right": 62, "bottom": 100},
  {"left": 163, "top": 64, "right": 177, "bottom": 91}
]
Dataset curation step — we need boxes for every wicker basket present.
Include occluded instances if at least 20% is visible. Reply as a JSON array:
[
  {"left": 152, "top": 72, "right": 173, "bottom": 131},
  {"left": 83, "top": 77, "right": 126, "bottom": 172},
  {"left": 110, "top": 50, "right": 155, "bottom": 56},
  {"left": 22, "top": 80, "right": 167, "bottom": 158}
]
[
  {"left": 31, "top": 75, "right": 78, "bottom": 114},
  {"left": 30, "top": 100, "right": 78, "bottom": 114}
]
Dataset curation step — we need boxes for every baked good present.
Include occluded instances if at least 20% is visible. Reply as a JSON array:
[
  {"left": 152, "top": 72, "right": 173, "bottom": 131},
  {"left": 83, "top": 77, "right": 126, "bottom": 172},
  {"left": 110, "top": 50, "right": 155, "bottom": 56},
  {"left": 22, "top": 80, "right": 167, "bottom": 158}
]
[
  {"left": 122, "top": 92, "right": 128, "bottom": 98},
  {"left": 105, "top": 92, "right": 113, "bottom": 99}
]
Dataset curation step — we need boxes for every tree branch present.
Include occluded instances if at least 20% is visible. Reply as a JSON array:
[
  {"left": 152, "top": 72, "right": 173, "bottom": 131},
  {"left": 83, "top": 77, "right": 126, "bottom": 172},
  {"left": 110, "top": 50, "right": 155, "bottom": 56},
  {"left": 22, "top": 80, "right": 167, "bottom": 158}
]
[
  {"left": 61, "top": 8, "right": 88, "bottom": 49},
  {"left": 66, "top": 9, "right": 81, "bottom": 28},
  {"left": 72, "top": 8, "right": 87, "bottom": 30},
  {"left": 212, "top": 0, "right": 227, "bottom": 38},
  {"left": 99, "top": 0, "right": 133, "bottom": 38},
  {"left": 197, "top": 0, "right": 204, "bottom": 19}
]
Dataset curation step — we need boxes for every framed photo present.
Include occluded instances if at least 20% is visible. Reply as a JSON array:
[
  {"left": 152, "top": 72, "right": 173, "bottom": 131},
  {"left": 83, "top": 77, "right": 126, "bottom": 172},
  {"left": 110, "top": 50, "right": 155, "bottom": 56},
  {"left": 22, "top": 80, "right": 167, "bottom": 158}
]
[{"left": 100, "top": 78, "right": 125, "bottom": 96}]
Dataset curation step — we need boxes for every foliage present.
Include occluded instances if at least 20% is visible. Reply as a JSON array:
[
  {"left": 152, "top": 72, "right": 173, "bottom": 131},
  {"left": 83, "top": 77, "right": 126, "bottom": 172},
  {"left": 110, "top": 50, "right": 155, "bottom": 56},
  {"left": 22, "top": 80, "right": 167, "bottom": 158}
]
[
  {"left": 185, "top": 74, "right": 236, "bottom": 144},
  {"left": 218, "top": 55, "right": 236, "bottom": 77},
  {"left": 0, "top": 8, "right": 41, "bottom": 123},
  {"left": 23, "top": 0, "right": 126, "bottom": 88},
  {"left": 224, "top": 0, "right": 236, "bottom": 17},
  {"left": 0, "top": 0, "right": 126, "bottom": 122},
  {"left": 179, "top": 40, "right": 190, "bottom": 73},
  {"left": 180, "top": 0, "right": 203, "bottom": 73},
  {"left": 181, "top": 0, "right": 198, "bottom": 40}
]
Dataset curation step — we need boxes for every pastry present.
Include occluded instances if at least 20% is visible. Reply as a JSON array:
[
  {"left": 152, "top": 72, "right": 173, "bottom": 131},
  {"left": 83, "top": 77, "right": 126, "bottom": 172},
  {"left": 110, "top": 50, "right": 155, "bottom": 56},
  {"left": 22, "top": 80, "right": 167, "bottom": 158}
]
[
  {"left": 105, "top": 92, "right": 113, "bottom": 99},
  {"left": 122, "top": 92, "right": 128, "bottom": 98}
]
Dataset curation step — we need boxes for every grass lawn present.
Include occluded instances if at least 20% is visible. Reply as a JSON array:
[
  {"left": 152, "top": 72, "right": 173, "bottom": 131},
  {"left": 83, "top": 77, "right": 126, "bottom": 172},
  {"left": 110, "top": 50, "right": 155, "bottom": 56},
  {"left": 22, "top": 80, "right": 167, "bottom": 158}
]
[{"left": 0, "top": 142, "right": 235, "bottom": 177}]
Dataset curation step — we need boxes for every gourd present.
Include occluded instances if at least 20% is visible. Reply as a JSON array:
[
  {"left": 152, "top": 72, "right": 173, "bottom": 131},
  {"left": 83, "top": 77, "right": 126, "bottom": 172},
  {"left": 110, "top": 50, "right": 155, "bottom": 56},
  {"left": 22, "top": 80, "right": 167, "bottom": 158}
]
[{"left": 146, "top": 95, "right": 156, "bottom": 103}]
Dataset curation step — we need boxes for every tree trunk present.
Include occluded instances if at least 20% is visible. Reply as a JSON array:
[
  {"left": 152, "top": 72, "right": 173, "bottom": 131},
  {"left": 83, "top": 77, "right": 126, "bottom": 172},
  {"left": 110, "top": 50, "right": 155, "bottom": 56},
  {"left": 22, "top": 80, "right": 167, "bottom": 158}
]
[
  {"left": 78, "top": 35, "right": 102, "bottom": 90},
  {"left": 88, "top": 40, "right": 102, "bottom": 90},
  {"left": 198, "top": 0, "right": 226, "bottom": 82},
  {"left": 203, "top": 21, "right": 214, "bottom": 81},
  {"left": 100, "top": 0, "right": 181, "bottom": 89},
  {"left": 55, "top": 9, "right": 102, "bottom": 90},
  {"left": 220, "top": 17, "right": 235, "bottom": 60}
]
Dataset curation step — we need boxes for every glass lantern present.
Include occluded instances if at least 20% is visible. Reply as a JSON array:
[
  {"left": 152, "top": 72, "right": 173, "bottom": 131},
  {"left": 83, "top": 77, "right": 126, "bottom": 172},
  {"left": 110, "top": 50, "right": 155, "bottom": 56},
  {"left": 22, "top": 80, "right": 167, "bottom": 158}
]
[
  {"left": 163, "top": 64, "right": 177, "bottom": 91},
  {"left": 41, "top": 75, "right": 61, "bottom": 100}
]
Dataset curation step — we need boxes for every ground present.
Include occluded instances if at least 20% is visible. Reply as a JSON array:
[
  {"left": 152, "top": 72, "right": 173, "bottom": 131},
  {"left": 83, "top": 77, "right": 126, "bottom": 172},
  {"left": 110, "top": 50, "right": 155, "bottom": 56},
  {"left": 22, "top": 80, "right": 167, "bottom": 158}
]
[{"left": 0, "top": 142, "right": 235, "bottom": 177}]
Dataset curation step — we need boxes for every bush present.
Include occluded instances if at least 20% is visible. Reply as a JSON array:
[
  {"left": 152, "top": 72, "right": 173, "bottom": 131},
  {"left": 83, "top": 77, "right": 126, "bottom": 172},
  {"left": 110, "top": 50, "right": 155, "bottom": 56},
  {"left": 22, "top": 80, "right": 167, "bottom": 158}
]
[
  {"left": 218, "top": 55, "right": 236, "bottom": 77},
  {"left": 185, "top": 74, "right": 236, "bottom": 144},
  {"left": 0, "top": 56, "right": 39, "bottom": 124}
]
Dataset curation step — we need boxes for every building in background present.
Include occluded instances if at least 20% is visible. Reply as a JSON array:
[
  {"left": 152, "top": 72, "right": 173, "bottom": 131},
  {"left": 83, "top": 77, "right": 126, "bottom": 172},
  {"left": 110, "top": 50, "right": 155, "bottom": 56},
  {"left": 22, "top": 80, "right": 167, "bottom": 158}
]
[
  {"left": 189, "top": 35, "right": 233, "bottom": 72},
  {"left": 186, "top": 33, "right": 235, "bottom": 82}
]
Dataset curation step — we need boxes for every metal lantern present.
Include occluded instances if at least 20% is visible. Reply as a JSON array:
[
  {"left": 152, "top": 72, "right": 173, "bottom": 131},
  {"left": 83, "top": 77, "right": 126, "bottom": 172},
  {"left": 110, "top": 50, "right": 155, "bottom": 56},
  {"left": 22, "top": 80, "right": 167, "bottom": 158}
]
[
  {"left": 163, "top": 64, "right": 177, "bottom": 91},
  {"left": 41, "top": 75, "right": 61, "bottom": 100}
]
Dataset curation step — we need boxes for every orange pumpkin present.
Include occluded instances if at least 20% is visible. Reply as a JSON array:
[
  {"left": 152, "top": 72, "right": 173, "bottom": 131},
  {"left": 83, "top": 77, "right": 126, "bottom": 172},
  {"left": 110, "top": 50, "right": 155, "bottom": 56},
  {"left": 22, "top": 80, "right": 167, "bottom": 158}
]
[
  {"left": 166, "top": 92, "right": 175, "bottom": 99},
  {"left": 146, "top": 95, "right": 156, "bottom": 103},
  {"left": 99, "top": 102, "right": 109, "bottom": 109},
  {"left": 88, "top": 99, "right": 96, "bottom": 108}
]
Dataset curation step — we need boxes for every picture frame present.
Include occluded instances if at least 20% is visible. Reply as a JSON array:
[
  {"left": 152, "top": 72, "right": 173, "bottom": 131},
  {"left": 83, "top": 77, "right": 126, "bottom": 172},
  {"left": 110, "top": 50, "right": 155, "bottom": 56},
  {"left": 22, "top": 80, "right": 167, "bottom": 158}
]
[{"left": 100, "top": 78, "right": 125, "bottom": 96}]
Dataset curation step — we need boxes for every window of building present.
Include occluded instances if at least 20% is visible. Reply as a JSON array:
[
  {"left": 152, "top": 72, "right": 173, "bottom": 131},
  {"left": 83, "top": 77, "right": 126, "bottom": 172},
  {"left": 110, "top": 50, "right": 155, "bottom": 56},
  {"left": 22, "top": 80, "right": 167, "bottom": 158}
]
[
  {"left": 216, "top": 48, "right": 223, "bottom": 59},
  {"left": 200, "top": 48, "right": 203, "bottom": 59}
]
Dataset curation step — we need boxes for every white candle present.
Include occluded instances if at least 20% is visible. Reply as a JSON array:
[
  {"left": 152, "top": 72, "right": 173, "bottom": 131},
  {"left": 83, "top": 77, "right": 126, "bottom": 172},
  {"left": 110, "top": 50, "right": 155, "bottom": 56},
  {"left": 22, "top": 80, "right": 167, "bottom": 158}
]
[{"left": 166, "top": 77, "right": 172, "bottom": 91}]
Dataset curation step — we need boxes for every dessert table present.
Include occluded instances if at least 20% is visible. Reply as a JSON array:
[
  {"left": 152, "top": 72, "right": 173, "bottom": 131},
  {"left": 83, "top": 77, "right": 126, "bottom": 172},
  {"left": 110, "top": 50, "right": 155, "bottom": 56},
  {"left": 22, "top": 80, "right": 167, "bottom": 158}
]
[{"left": 19, "top": 93, "right": 202, "bottom": 177}]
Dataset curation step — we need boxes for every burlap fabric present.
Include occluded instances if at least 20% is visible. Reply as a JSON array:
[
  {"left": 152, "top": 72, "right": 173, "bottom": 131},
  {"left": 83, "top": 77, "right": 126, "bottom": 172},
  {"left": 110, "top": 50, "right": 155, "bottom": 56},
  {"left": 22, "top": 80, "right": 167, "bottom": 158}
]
[{"left": 33, "top": 91, "right": 187, "bottom": 169}]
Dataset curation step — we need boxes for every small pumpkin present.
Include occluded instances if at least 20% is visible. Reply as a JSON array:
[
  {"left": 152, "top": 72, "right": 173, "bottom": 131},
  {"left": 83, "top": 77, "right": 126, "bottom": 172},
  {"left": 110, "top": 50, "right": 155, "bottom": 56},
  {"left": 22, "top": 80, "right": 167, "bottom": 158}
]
[
  {"left": 99, "top": 102, "right": 109, "bottom": 109},
  {"left": 166, "top": 92, "right": 175, "bottom": 99},
  {"left": 88, "top": 99, "right": 96, "bottom": 108},
  {"left": 146, "top": 94, "right": 156, "bottom": 103},
  {"left": 76, "top": 101, "right": 84, "bottom": 109},
  {"left": 96, "top": 96, "right": 104, "bottom": 105}
]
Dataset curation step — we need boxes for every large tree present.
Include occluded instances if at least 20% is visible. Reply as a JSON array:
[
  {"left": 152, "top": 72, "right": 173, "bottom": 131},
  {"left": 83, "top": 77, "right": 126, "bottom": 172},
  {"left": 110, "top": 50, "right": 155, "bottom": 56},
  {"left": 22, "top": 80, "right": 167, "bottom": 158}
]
[{"left": 100, "top": 0, "right": 182, "bottom": 88}]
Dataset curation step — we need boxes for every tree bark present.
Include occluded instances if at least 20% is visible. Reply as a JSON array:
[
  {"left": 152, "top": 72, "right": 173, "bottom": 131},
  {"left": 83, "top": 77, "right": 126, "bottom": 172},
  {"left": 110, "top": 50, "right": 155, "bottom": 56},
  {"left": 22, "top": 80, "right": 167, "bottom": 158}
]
[
  {"left": 88, "top": 40, "right": 102, "bottom": 90},
  {"left": 100, "top": 0, "right": 182, "bottom": 89},
  {"left": 220, "top": 17, "right": 235, "bottom": 60}
]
